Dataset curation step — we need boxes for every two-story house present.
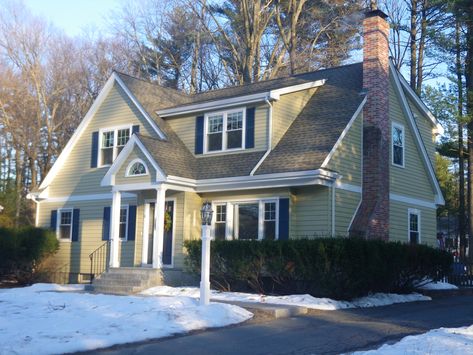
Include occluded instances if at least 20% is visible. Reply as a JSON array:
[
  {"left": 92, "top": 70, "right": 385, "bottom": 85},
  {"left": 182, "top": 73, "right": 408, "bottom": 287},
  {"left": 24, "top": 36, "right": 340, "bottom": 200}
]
[{"left": 29, "top": 8, "right": 444, "bottom": 287}]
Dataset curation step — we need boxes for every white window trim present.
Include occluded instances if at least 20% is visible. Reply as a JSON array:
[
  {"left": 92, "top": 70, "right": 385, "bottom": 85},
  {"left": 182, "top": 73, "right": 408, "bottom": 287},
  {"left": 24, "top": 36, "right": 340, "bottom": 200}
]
[
  {"left": 56, "top": 208, "right": 73, "bottom": 242},
  {"left": 203, "top": 107, "right": 246, "bottom": 154},
  {"left": 98, "top": 124, "right": 133, "bottom": 168},
  {"left": 125, "top": 158, "right": 149, "bottom": 177},
  {"left": 211, "top": 198, "right": 279, "bottom": 241},
  {"left": 118, "top": 204, "right": 129, "bottom": 242},
  {"left": 408, "top": 208, "right": 421, "bottom": 244},
  {"left": 391, "top": 122, "right": 405, "bottom": 168}
]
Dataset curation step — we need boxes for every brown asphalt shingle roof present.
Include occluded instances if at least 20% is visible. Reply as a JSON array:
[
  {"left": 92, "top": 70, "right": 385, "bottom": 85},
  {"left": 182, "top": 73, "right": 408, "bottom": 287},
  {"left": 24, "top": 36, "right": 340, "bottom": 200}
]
[{"left": 116, "top": 63, "right": 364, "bottom": 179}]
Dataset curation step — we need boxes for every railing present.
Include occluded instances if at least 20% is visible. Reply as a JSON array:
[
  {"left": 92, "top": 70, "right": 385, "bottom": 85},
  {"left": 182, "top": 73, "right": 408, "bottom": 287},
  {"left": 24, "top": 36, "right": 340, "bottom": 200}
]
[
  {"left": 445, "top": 262, "right": 473, "bottom": 287},
  {"left": 89, "top": 241, "right": 110, "bottom": 283}
]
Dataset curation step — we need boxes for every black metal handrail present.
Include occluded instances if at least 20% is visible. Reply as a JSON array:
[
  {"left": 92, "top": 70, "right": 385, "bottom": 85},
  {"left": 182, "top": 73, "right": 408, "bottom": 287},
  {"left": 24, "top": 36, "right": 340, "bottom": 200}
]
[{"left": 89, "top": 241, "right": 110, "bottom": 283}]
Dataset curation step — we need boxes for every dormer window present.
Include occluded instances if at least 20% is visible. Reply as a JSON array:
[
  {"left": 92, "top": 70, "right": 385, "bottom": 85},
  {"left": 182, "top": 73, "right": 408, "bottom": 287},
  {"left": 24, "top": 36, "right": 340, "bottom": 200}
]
[
  {"left": 126, "top": 159, "right": 148, "bottom": 177},
  {"left": 205, "top": 108, "right": 245, "bottom": 153},
  {"left": 99, "top": 126, "right": 132, "bottom": 166}
]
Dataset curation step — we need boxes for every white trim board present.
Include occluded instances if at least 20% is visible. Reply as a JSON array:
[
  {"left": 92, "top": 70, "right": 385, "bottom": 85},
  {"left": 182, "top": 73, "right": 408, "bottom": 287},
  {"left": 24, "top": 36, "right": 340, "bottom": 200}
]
[
  {"left": 390, "top": 193, "right": 437, "bottom": 209},
  {"left": 389, "top": 61, "right": 445, "bottom": 205},
  {"left": 39, "top": 192, "right": 136, "bottom": 203},
  {"left": 101, "top": 135, "right": 166, "bottom": 186},
  {"left": 157, "top": 80, "right": 326, "bottom": 117},
  {"left": 39, "top": 72, "right": 165, "bottom": 191}
]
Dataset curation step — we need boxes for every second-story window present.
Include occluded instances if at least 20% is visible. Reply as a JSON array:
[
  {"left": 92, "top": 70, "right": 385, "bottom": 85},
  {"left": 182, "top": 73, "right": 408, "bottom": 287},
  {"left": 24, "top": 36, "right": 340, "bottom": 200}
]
[
  {"left": 205, "top": 109, "right": 244, "bottom": 153},
  {"left": 100, "top": 126, "right": 131, "bottom": 166},
  {"left": 392, "top": 123, "right": 405, "bottom": 167}
]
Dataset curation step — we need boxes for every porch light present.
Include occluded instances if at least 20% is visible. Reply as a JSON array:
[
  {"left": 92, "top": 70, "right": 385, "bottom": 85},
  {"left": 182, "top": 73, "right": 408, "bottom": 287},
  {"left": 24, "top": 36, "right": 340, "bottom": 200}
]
[
  {"left": 201, "top": 201, "right": 213, "bottom": 226},
  {"left": 200, "top": 201, "right": 213, "bottom": 306}
]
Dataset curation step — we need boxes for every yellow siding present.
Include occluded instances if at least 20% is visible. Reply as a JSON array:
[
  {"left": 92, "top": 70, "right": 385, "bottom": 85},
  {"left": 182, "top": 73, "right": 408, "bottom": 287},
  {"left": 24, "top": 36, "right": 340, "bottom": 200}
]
[
  {"left": 334, "top": 189, "right": 361, "bottom": 236},
  {"left": 389, "top": 78, "right": 436, "bottom": 201},
  {"left": 166, "top": 104, "right": 268, "bottom": 154},
  {"left": 326, "top": 112, "right": 363, "bottom": 186},
  {"left": 272, "top": 88, "right": 316, "bottom": 148},
  {"left": 390, "top": 200, "right": 437, "bottom": 247},
  {"left": 48, "top": 83, "right": 158, "bottom": 197},
  {"left": 115, "top": 147, "right": 156, "bottom": 185},
  {"left": 37, "top": 196, "right": 137, "bottom": 277},
  {"left": 291, "top": 186, "right": 330, "bottom": 237},
  {"left": 408, "top": 100, "right": 436, "bottom": 166}
]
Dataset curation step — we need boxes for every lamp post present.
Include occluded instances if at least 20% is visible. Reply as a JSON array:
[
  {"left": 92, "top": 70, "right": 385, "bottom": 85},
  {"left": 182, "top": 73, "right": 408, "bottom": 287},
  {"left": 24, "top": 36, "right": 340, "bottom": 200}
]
[{"left": 200, "top": 201, "right": 213, "bottom": 306}]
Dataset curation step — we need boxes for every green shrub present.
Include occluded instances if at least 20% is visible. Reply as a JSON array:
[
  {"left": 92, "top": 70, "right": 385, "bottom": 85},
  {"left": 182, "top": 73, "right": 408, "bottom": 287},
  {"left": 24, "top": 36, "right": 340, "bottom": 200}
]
[
  {"left": 0, "top": 226, "right": 59, "bottom": 284},
  {"left": 184, "top": 238, "right": 452, "bottom": 300}
]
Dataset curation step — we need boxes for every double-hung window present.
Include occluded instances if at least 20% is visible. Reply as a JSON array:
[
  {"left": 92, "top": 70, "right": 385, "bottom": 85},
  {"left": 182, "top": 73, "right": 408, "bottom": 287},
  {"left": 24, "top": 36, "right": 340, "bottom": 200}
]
[
  {"left": 392, "top": 123, "right": 405, "bottom": 167},
  {"left": 58, "top": 209, "right": 73, "bottom": 241},
  {"left": 99, "top": 126, "right": 131, "bottom": 166},
  {"left": 263, "top": 202, "right": 277, "bottom": 240},
  {"left": 205, "top": 109, "right": 244, "bottom": 152},
  {"left": 119, "top": 206, "right": 128, "bottom": 241},
  {"left": 214, "top": 204, "right": 227, "bottom": 241},
  {"left": 408, "top": 209, "right": 420, "bottom": 244}
]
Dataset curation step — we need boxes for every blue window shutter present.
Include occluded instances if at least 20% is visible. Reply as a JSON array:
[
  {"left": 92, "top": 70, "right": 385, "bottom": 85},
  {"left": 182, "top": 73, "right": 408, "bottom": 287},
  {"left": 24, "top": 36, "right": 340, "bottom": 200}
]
[
  {"left": 127, "top": 205, "right": 137, "bottom": 241},
  {"left": 245, "top": 107, "right": 255, "bottom": 149},
  {"left": 91, "top": 131, "right": 99, "bottom": 168},
  {"left": 50, "top": 210, "right": 57, "bottom": 230},
  {"left": 132, "top": 125, "right": 140, "bottom": 135},
  {"left": 195, "top": 115, "right": 204, "bottom": 154},
  {"left": 278, "top": 198, "right": 290, "bottom": 240},
  {"left": 102, "top": 207, "right": 111, "bottom": 241},
  {"left": 72, "top": 209, "right": 80, "bottom": 242}
]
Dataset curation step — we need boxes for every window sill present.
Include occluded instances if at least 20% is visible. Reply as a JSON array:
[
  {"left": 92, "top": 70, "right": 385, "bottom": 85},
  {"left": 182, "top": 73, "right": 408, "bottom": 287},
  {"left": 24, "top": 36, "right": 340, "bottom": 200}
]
[{"left": 392, "top": 163, "right": 405, "bottom": 169}]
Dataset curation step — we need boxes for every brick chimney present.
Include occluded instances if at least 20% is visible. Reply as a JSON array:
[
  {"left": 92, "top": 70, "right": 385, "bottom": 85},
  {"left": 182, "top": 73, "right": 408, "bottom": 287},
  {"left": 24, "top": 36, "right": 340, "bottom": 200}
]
[{"left": 349, "top": 4, "right": 390, "bottom": 240}]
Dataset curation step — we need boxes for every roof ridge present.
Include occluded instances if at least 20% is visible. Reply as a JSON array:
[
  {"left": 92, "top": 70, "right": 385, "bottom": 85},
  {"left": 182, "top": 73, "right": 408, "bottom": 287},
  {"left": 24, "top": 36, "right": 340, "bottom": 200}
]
[
  {"left": 113, "top": 70, "right": 189, "bottom": 97},
  {"left": 190, "top": 62, "right": 362, "bottom": 97}
]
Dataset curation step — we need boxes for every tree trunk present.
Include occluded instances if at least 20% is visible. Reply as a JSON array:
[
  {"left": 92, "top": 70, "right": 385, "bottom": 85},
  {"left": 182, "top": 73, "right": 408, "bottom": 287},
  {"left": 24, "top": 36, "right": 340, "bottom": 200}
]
[
  {"left": 14, "top": 148, "right": 22, "bottom": 228},
  {"left": 410, "top": 0, "right": 418, "bottom": 90},
  {"left": 466, "top": 19, "right": 473, "bottom": 259},
  {"left": 416, "top": 1, "right": 427, "bottom": 95}
]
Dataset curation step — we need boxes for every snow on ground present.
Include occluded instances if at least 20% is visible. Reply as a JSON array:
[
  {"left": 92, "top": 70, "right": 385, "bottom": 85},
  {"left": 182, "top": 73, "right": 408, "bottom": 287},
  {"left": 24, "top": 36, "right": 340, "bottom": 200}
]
[
  {"left": 141, "top": 286, "right": 431, "bottom": 311},
  {"left": 0, "top": 283, "right": 252, "bottom": 355},
  {"left": 353, "top": 325, "right": 473, "bottom": 355},
  {"left": 418, "top": 281, "right": 458, "bottom": 290}
]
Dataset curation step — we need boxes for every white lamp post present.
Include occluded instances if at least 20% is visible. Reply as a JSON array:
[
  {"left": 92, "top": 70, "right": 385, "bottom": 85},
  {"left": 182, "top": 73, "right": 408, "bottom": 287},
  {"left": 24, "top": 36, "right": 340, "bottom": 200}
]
[{"left": 200, "top": 201, "right": 213, "bottom": 306}]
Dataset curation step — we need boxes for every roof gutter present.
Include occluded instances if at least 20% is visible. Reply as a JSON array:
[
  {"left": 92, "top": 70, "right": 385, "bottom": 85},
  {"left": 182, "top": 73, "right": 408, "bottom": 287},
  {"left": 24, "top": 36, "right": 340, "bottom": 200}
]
[
  {"left": 250, "top": 98, "right": 273, "bottom": 176},
  {"left": 157, "top": 80, "right": 326, "bottom": 118}
]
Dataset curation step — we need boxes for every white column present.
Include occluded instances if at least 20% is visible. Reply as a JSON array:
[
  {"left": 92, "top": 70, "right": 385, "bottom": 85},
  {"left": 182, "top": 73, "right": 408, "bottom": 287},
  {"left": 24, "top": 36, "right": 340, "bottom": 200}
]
[
  {"left": 141, "top": 203, "right": 150, "bottom": 266},
  {"left": 109, "top": 190, "right": 121, "bottom": 268},
  {"left": 200, "top": 224, "right": 211, "bottom": 306},
  {"left": 152, "top": 186, "right": 166, "bottom": 269}
]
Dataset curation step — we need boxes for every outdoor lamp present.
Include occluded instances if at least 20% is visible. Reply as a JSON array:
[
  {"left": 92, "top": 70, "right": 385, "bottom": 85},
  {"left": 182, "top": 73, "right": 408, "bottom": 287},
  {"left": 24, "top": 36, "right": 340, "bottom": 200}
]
[
  {"left": 200, "top": 201, "right": 213, "bottom": 306},
  {"left": 201, "top": 201, "right": 213, "bottom": 226}
]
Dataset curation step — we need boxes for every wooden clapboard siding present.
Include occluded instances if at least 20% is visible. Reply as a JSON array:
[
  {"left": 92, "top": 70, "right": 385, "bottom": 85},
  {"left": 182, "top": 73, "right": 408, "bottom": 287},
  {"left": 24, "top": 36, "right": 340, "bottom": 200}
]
[
  {"left": 390, "top": 200, "right": 437, "bottom": 247},
  {"left": 326, "top": 112, "right": 363, "bottom": 186},
  {"left": 407, "top": 99, "right": 436, "bottom": 166},
  {"left": 166, "top": 104, "right": 269, "bottom": 154},
  {"left": 115, "top": 147, "right": 156, "bottom": 185},
  {"left": 291, "top": 186, "right": 330, "bottom": 237},
  {"left": 271, "top": 88, "right": 317, "bottom": 149},
  {"left": 37, "top": 197, "right": 137, "bottom": 275},
  {"left": 334, "top": 189, "right": 361, "bottom": 236},
  {"left": 48, "top": 83, "right": 158, "bottom": 197},
  {"left": 389, "top": 78, "right": 436, "bottom": 201}
]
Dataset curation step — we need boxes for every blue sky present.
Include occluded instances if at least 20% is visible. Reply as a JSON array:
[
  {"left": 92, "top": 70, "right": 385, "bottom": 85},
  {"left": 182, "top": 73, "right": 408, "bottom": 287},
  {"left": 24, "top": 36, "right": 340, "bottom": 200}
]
[{"left": 23, "top": 0, "right": 121, "bottom": 36}]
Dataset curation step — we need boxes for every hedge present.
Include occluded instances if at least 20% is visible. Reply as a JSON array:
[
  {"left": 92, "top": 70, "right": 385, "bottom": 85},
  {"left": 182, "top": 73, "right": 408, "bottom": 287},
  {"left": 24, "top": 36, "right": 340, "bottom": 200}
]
[
  {"left": 184, "top": 238, "right": 452, "bottom": 300},
  {"left": 0, "top": 227, "right": 59, "bottom": 284}
]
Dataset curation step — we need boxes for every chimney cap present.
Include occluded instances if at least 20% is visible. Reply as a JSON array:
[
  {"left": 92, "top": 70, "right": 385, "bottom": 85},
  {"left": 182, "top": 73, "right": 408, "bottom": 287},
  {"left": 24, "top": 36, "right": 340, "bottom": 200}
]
[{"left": 365, "top": 8, "right": 389, "bottom": 20}]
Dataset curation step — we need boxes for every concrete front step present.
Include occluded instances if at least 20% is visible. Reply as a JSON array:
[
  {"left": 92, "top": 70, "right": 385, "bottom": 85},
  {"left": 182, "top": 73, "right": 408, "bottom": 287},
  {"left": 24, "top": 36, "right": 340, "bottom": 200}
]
[{"left": 86, "top": 284, "right": 144, "bottom": 295}]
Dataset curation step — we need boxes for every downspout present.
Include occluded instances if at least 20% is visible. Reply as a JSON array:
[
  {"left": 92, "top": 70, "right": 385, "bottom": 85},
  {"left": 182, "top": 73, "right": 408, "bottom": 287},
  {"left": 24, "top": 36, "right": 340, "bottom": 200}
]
[
  {"left": 331, "top": 182, "right": 336, "bottom": 237},
  {"left": 250, "top": 98, "right": 273, "bottom": 176}
]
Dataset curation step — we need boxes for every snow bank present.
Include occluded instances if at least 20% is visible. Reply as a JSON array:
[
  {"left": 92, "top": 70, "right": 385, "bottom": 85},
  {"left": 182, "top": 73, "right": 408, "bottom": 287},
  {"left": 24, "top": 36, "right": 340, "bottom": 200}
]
[
  {"left": 141, "top": 286, "right": 431, "bottom": 311},
  {"left": 418, "top": 281, "right": 458, "bottom": 290},
  {"left": 354, "top": 324, "right": 473, "bottom": 354},
  {"left": 0, "top": 284, "right": 252, "bottom": 354}
]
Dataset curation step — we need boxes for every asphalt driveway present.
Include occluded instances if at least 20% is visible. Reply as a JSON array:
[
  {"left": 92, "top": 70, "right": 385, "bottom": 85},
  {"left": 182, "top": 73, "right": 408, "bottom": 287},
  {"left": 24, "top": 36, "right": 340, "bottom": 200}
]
[{"left": 86, "top": 293, "right": 473, "bottom": 355}]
